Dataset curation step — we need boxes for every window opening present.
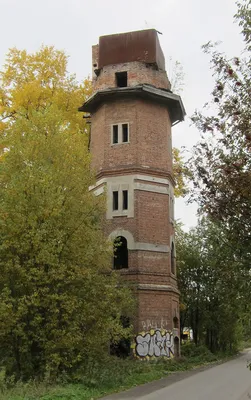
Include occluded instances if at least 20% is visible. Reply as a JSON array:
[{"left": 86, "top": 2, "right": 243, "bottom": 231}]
[
  {"left": 122, "top": 190, "right": 128, "bottom": 210},
  {"left": 113, "top": 125, "right": 118, "bottom": 144},
  {"left": 171, "top": 242, "right": 175, "bottom": 274},
  {"left": 113, "top": 236, "right": 128, "bottom": 270},
  {"left": 116, "top": 71, "right": 127, "bottom": 87},
  {"left": 122, "top": 123, "right": 129, "bottom": 142},
  {"left": 173, "top": 317, "right": 178, "bottom": 329},
  {"left": 174, "top": 337, "right": 180, "bottom": 357},
  {"left": 113, "top": 191, "right": 119, "bottom": 211}
]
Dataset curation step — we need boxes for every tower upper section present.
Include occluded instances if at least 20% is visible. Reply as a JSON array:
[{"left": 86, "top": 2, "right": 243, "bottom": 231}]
[
  {"left": 80, "top": 29, "right": 185, "bottom": 126},
  {"left": 91, "top": 29, "right": 170, "bottom": 91}
]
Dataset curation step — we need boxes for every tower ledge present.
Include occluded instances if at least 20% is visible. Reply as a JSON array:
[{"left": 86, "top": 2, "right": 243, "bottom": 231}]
[{"left": 79, "top": 84, "right": 186, "bottom": 126}]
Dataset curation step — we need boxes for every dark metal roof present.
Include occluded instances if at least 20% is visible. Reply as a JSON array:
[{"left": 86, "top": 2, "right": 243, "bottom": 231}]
[
  {"left": 78, "top": 85, "right": 186, "bottom": 126},
  {"left": 98, "top": 29, "right": 165, "bottom": 70}
]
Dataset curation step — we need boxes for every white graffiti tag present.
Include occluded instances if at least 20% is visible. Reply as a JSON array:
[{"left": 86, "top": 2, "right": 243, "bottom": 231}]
[{"left": 135, "top": 330, "right": 174, "bottom": 358}]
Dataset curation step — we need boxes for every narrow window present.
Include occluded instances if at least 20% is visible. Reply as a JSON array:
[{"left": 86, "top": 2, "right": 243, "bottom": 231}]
[
  {"left": 122, "top": 190, "right": 128, "bottom": 210},
  {"left": 113, "top": 236, "right": 128, "bottom": 270},
  {"left": 174, "top": 337, "right": 180, "bottom": 357},
  {"left": 122, "top": 124, "right": 129, "bottom": 142},
  {"left": 172, "top": 198, "right": 174, "bottom": 219},
  {"left": 116, "top": 71, "right": 127, "bottom": 87},
  {"left": 113, "top": 125, "right": 118, "bottom": 144},
  {"left": 171, "top": 242, "right": 175, "bottom": 274},
  {"left": 113, "top": 191, "right": 119, "bottom": 211}
]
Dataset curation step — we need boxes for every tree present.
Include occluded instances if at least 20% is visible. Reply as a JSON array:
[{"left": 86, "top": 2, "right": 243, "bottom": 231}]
[
  {"left": 0, "top": 47, "right": 133, "bottom": 380},
  {"left": 0, "top": 46, "right": 92, "bottom": 133},
  {"left": 173, "top": 148, "right": 190, "bottom": 197},
  {"left": 190, "top": 0, "right": 251, "bottom": 251},
  {"left": 176, "top": 223, "right": 205, "bottom": 345},
  {"left": 176, "top": 219, "right": 248, "bottom": 352},
  {"left": 167, "top": 57, "right": 185, "bottom": 95}
]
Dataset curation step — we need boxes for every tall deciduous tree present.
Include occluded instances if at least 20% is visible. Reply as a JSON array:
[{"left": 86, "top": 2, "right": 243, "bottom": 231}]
[
  {"left": 0, "top": 47, "right": 133, "bottom": 380},
  {"left": 190, "top": 0, "right": 251, "bottom": 251}
]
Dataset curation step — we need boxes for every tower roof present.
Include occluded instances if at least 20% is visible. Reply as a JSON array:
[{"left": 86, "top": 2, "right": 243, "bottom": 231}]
[
  {"left": 98, "top": 29, "right": 165, "bottom": 70},
  {"left": 79, "top": 84, "right": 185, "bottom": 126}
]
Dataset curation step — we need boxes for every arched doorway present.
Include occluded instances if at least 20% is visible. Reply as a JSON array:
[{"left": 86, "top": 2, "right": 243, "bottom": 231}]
[{"left": 113, "top": 236, "right": 128, "bottom": 270}]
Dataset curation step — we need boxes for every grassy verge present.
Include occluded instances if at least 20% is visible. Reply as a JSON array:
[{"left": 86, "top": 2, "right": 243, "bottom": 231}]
[{"left": 0, "top": 344, "right": 238, "bottom": 400}]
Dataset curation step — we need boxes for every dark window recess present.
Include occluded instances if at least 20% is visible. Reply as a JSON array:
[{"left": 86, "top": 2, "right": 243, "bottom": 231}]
[
  {"left": 122, "top": 190, "right": 128, "bottom": 210},
  {"left": 113, "top": 191, "right": 119, "bottom": 211},
  {"left": 174, "top": 337, "right": 180, "bottom": 357},
  {"left": 113, "top": 125, "right": 118, "bottom": 144},
  {"left": 173, "top": 317, "right": 178, "bottom": 329},
  {"left": 171, "top": 242, "right": 175, "bottom": 274},
  {"left": 113, "top": 236, "right": 128, "bottom": 270},
  {"left": 122, "top": 124, "right": 129, "bottom": 142},
  {"left": 116, "top": 71, "right": 127, "bottom": 87}
]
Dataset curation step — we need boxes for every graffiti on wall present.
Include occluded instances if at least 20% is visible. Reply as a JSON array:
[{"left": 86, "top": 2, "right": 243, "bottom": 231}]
[
  {"left": 141, "top": 318, "right": 169, "bottom": 331},
  {"left": 134, "top": 329, "right": 175, "bottom": 358}
]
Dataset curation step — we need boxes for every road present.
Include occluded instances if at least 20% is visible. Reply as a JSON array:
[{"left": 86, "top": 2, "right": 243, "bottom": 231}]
[{"left": 103, "top": 350, "right": 251, "bottom": 400}]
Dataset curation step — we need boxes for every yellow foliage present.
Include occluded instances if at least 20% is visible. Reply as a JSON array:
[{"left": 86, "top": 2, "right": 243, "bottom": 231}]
[
  {"left": 172, "top": 147, "right": 191, "bottom": 197},
  {"left": 0, "top": 46, "right": 91, "bottom": 140}
]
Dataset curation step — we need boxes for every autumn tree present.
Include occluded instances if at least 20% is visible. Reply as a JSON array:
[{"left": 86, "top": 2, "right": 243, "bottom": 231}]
[
  {"left": 173, "top": 148, "right": 190, "bottom": 197},
  {"left": 190, "top": 0, "right": 251, "bottom": 253},
  {"left": 0, "top": 47, "right": 133, "bottom": 380}
]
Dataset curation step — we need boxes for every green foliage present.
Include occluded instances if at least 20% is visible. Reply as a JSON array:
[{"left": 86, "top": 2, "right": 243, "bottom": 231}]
[
  {"left": 189, "top": 0, "right": 251, "bottom": 250},
  {"left": 187, "top": 0, "right": 251, "bottom": 355},
  {"left": 0, "top": 47, "right": 134, "bottom": 381},
  {"left": 235, "top": 0, "right": 251, "bottom": 51},
  {"left": 0, "top": 349, "right": 231, "bottom": 400},
  {"left": 176, "top": 219, "right": 248, "bottom": 352}
]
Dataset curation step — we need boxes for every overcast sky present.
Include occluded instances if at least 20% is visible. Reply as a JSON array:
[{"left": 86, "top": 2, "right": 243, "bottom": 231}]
[{"left": 0, "top": 0, "right": 244, "bottom": 229}]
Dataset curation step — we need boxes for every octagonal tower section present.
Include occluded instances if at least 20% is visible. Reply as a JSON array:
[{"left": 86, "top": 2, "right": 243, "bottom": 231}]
[{"left": 79, "top": 29, "right": 185, "bottom": 357}]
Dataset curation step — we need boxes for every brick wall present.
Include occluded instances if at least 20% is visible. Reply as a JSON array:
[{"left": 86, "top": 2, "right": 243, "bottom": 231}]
[
  {"left": 90, "top": 99, "right": 173, "bottom": 175},
  {"left": 93, "top": 61, "right": 171, "bottom": 91}
]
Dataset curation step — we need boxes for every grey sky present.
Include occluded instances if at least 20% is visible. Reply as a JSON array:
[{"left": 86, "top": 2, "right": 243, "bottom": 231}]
[{"left": 0, "top": 0, "right": 244, "bottom": 229}]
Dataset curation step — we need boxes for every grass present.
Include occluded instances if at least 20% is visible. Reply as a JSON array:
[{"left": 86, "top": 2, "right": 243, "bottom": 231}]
[{"left": 0, "top": 343, "right": 238, "bottom": 400}]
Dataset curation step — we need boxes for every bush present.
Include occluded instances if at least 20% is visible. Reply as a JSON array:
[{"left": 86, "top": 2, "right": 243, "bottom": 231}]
[{"left": 181, "top": 342, "right": 217, "bottom": 362}]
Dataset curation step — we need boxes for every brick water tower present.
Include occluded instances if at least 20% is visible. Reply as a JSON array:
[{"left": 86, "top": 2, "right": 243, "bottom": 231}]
[{"left": 79, "top": 29, "right": 185, "bottom": 357}]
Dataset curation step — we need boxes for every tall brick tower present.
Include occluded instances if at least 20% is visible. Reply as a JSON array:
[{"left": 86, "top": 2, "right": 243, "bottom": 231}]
[{"left": 79, "top": 29, "right": 185, "bottom": 358}]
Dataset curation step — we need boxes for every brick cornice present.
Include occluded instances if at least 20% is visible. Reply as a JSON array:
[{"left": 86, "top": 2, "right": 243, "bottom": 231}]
[
  {"left": 137, "top": 284, "right": 180, "bottom": 295},
  {"left": 96, "top": 166, "right": 175, "bottom": 186}
]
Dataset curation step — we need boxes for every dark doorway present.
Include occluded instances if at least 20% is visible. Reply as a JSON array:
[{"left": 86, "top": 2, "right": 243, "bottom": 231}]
[
  {"left": 174, "top": 337, "right": 180, "bottom": 357},
  {"left": 113, "top": 236, "right": 128, "bottom": 269}
]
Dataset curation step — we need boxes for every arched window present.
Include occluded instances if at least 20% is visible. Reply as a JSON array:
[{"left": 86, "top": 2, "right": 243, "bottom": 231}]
[
  {"left": 113, "top": 236, "right": 128, "bottom": 270},
  {"left": 171, "top": 242, "right": 175, "bottom": 275},
  {"left": 173, "top": 317, "right": 179, "bottom": 329}
]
